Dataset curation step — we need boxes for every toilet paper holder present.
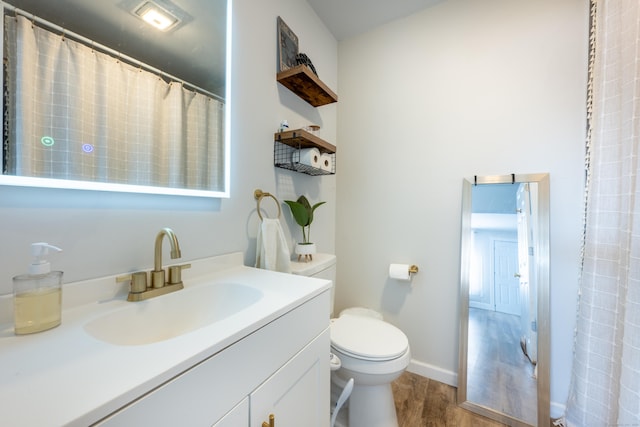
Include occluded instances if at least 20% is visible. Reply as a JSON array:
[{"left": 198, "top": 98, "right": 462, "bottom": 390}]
[{"left": 389, "top": 263, "right": 419, "bottom": 281}]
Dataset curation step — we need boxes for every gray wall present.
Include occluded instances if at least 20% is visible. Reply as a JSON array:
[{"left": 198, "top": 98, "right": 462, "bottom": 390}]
[
  {"left": 0, "top": 0, "right": 589, "bottom": 418},
  {"left": 335, "top": 0, "right": 588, "bottom": 415},
  {"left": 0, "top": 0, "right": 337, "bottom": 290}
]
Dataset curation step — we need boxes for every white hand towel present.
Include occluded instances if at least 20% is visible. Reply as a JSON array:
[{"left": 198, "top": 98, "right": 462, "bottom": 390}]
[{"left": 255, "top": 218, "right": 292, "bottom": 273}]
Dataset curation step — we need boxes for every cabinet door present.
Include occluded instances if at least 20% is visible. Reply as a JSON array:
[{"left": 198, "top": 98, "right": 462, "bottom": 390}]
[
  {"left": 251, "top": 329, "right": 330, "bottom": 427},
  {"left": 213, "top": 398, "right": 248, "bottom": 427}
]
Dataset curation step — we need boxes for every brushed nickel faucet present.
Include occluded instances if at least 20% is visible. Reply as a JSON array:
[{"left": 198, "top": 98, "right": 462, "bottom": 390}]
[
  {"left": 116, "top": 227, "right": 190, "bottom": 302},
  {"left": 152, "top": 227, "right": 182, "bottom": 288}
]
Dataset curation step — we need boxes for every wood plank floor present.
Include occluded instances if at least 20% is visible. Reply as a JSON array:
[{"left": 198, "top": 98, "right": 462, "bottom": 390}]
[
  {"left": 392, "top": 372, "right": 508, "bottom": 426},
  {"left": 466, "top": 308, "right": 537, "bottom": 424},
  {"left": 392, "top": 372, "right": 554, "bottom": 427}
]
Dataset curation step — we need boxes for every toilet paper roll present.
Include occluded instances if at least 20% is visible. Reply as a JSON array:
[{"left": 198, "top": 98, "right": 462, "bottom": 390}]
[
  {"left": 389, "top": 264, "right": 411, "bottom": 281},
  {"left": 320, "top": 153, "right": 333, "bottom": 172},
  {"left": 298, "top": 148, "right": 321, "bottom": 168}
]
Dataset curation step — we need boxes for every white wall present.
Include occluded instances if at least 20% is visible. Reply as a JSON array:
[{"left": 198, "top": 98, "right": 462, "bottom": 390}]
[
  {"left": 0, "top": 0, "right": 589, "bottom": 416},
  {"left": 0, "top": 0, "right": 337, "bottom": 292},
  {"left": 335, "top": 0, "right": 588, "bottom": 414}
]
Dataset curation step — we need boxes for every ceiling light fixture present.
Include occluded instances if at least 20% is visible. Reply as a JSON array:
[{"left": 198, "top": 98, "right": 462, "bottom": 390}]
[{"left": 134, "top": 1, "right": 181, "bottom": 31}]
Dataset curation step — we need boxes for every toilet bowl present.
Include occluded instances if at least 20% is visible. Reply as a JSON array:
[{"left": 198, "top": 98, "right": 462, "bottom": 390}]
[
  {"left": 330, "top": 312, "right": 410, "bottom": 427},
  {"left": 290, "top": 254, "right": 411, "bottom": 427}
]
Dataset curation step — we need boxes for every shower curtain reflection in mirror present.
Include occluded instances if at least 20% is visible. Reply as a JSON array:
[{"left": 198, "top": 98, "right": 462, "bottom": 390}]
[
  {"left": 458, "top": 174, "right": 549, "bottom": 427},
  {"left": 4, "top": 15, "right": 224, "bottom": 191}
]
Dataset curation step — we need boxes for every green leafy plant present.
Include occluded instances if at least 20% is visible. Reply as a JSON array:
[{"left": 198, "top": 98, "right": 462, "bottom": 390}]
[{"left": 284, "top": 195, "right": 325, "bottom": 244}]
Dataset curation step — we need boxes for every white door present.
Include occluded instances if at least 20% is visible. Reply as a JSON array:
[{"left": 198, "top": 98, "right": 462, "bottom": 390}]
[
  {"left": 493, "top": 240, "right": 520, "bottom": 315},
  {"left": 517, "top": 184, "right": 538, "bottom": 363}
]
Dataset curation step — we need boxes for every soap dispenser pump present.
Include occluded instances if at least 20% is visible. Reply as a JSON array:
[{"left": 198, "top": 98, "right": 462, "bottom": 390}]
[{"left": 13, "top": 243, "right": 64, "bottom": 335}]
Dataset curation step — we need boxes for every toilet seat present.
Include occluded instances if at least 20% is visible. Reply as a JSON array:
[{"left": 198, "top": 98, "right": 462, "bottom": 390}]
[
  {"left": 339, "top": 307, "right": 383, "bottom": 320},
  {"left": 330, "top": 314, "right": 408, "bottom": 361}
]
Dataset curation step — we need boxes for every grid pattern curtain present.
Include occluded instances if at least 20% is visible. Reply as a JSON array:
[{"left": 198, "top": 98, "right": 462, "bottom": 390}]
[
  {"left": 564, "top": 0, "right": 640, "bottom": 425},
  {"left": 4, "top": 15, "right": 224, "bottom": 191}
]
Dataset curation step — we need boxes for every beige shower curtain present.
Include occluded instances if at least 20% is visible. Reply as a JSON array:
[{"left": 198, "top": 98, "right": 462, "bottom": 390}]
[
  {"left": 5, "top": 15, "right": 224, "bottom": 191},
  {"left": 564, "top": 0, "right": 640, "bottom": 425}
]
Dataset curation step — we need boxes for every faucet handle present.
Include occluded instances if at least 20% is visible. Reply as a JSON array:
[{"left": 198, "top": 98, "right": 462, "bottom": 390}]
[
  {"left": 168, "top": 263, "right": 191, "bottom": 285},
  {"left": 116, "top": 271, "right": 148, "bottom": 293}
]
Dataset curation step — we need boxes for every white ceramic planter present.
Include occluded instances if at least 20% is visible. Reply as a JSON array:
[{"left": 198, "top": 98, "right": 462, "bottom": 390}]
[{"left": 295, "top": 243, "right": 316, "bottom": 261}]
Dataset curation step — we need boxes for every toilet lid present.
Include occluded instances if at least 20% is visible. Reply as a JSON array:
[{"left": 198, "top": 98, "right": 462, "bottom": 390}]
[{"left": 330, "top": 314, "right": 409, "bottom": 361}]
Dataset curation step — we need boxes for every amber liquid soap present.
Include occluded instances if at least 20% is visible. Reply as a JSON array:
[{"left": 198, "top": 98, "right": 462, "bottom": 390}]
[
  {"left": 14, "top": 287, "right": 62, "bottom": 334},
  {"left": 13, "top": 270, "right": 63, "bottom": 335}
]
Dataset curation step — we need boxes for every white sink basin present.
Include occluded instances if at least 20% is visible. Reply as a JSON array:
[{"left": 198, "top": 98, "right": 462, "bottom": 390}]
[{"left": 84, "top": 282, "right": 263, "bottom": 346}]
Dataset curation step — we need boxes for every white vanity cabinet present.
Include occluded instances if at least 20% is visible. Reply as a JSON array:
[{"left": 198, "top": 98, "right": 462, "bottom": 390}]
[
  {"left": 94, "top": 290, "right": 330, "bottom": 427},
  {"left": 213, "top": 398, "right": 249, "bottom": 426},
  {"left": 251, "top": 329, "right": 330, "bottom": 427}
]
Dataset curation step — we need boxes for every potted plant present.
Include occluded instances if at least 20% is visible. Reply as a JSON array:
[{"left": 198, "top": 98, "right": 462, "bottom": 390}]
[{"left": 284, "top": 195, "right": 325, "bottom": 261}]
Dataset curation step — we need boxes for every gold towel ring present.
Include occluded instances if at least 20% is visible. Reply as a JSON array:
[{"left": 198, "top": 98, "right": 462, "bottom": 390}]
[{"left": 254, "top": 189, "right": 281, "bottom": 220}]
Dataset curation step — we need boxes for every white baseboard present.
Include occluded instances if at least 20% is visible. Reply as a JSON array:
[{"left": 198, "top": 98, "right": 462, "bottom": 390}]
[
  {"left": 406, "top": 359, "right": 566, "bottom": 421},
  {"left": 550, "top": 401, "right": 565, "bottom": 419},
  {"left": 407, "top": 359, "right": 458, "bottom": 387}
]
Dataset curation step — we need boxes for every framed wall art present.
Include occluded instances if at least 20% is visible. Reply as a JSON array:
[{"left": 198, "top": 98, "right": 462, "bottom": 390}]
[{"left": 277, "top": 17, "right": 298, "bottom": 72}]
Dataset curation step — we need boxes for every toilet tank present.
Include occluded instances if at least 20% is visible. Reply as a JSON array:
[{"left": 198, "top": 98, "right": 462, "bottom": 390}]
[{"left": 290, "top": 253, "right": 336, "bottom": 316}]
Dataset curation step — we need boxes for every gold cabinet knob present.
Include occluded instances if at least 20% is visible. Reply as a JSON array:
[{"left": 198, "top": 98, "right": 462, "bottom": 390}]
[{"left": 262, "top": 413, "right": 275, "bottom": 427}]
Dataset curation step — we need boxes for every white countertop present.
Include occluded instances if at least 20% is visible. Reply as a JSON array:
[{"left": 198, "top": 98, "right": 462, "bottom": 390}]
[{"left": 0, "top": 252, "right": 330, "bottom": 426}]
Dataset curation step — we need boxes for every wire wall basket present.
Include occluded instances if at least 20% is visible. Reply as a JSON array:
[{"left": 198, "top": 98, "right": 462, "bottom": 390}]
[{"left": 274, "top": 141, "right": 336, "bottom": 176}]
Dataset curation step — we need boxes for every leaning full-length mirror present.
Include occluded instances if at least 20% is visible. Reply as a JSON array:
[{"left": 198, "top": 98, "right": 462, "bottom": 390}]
[
  {"left": 458, "top": 174, "right": 550, "bottom": 427},
  {"left": 0, "top": 0, "right": 229, "bottom": 197}
]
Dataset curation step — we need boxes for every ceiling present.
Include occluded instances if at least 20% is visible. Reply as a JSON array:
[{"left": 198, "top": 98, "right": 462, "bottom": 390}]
[
  {"left": 307, "top": 0, "right": 444, "bottom": 41},
  {"left": 472, "top": 184, "right": 520, "bottom": 214}
]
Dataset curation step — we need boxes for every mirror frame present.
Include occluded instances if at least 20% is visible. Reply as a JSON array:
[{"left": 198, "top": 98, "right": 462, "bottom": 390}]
[
  {"left": 457, "top": 173, "right": 550, "bottom": 427},
  {"left": 0, "top": 1, "right": 232, "bottom": 198}
]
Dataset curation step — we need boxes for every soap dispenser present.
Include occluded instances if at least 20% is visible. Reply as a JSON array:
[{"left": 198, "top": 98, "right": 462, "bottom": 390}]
[{"left": 13, "top": 243, "right": 63, "bottom": 335}]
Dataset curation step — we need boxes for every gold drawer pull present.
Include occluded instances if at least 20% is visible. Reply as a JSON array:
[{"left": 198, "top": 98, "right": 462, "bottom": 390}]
[{"left": 262, "top": 413, "right": 275, "bottom": 427}]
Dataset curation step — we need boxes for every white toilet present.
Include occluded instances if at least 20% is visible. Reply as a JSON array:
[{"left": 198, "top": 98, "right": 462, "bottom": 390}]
[{"left": 291, "top": 254, "right": 411, "bottom": 427}]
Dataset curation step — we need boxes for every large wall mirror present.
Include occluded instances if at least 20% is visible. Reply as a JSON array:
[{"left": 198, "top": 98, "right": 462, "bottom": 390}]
[
  {"left": 458, "top": 174, "right": 550, "bottom": 427},
  {"left": 0, "top": 0, "right": 230, "bottom": 197}
]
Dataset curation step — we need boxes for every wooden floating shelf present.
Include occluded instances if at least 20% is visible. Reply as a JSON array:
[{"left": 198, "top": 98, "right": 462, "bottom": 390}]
[
  {"left": 276, "top": 65, "right": 338, "bottom": 107},
  {"left": 274, "top": 129, "right": 336, "bottom": 153}
]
